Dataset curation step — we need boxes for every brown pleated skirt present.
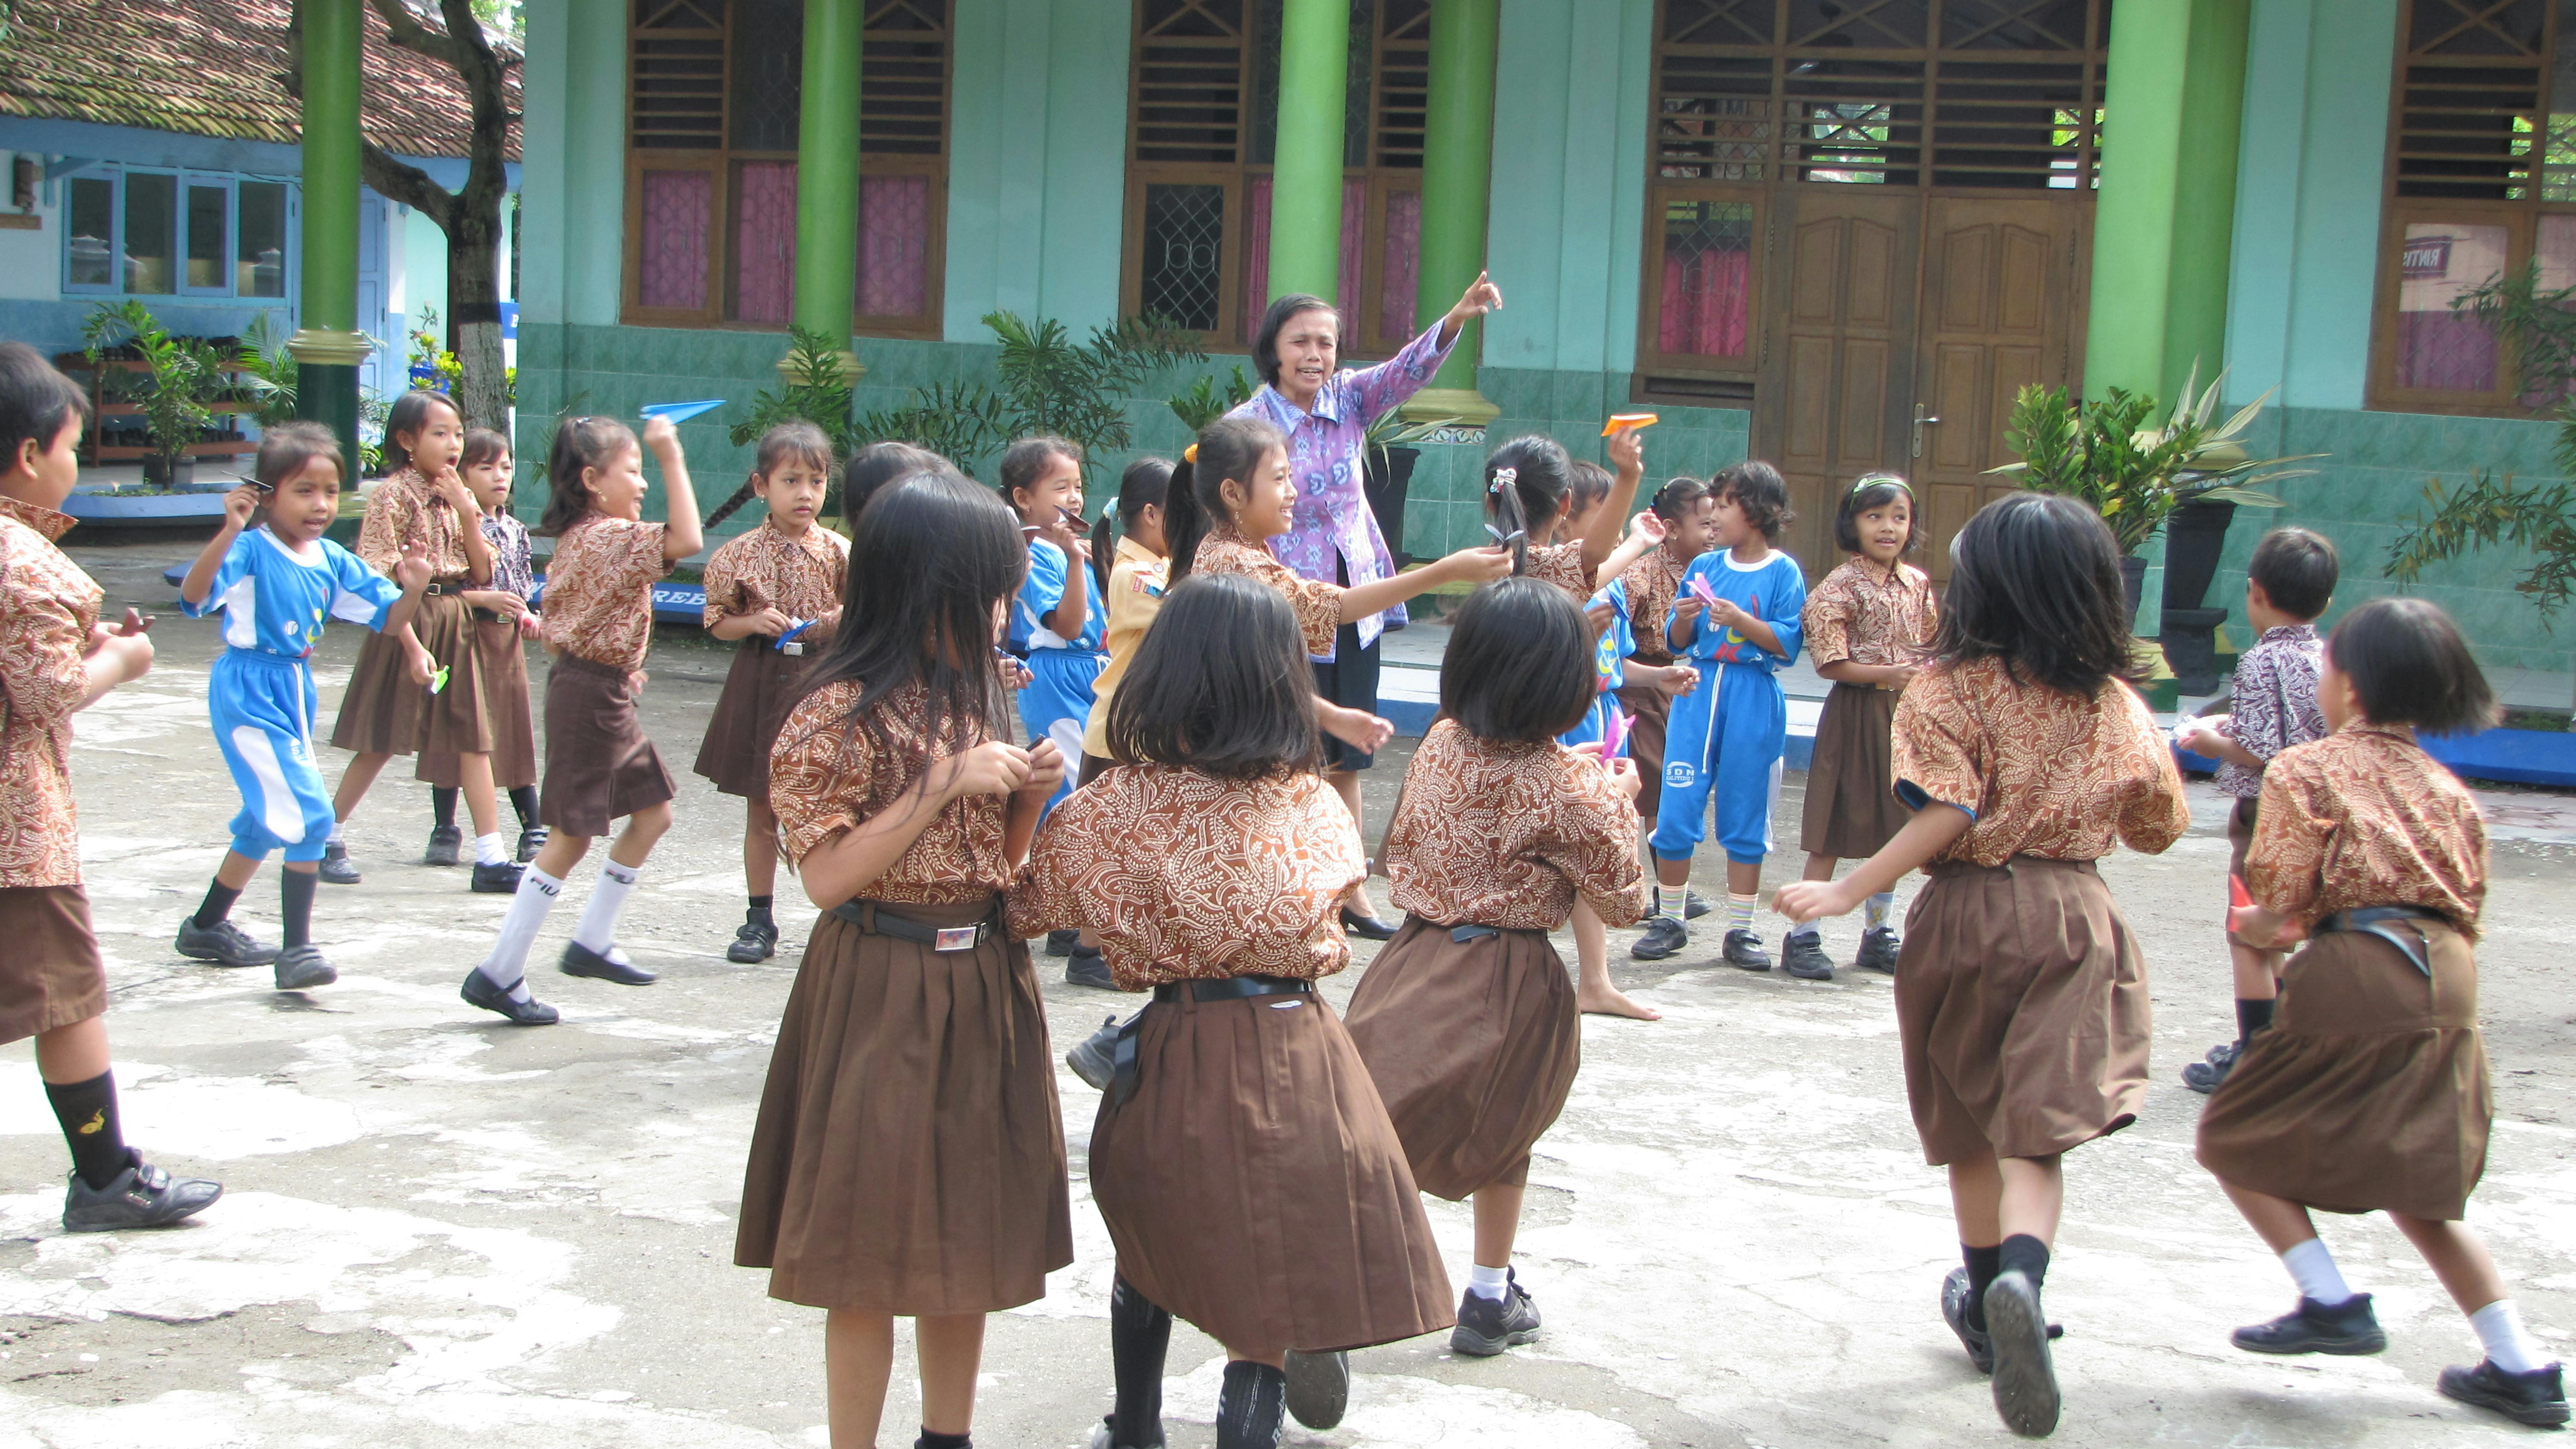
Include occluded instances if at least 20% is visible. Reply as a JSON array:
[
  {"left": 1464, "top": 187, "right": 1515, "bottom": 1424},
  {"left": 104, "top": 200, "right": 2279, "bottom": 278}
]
[
  {"left": 415, "top": 616, "right": 537, "bottom": 789},
  {"left": 538, "top": 652, "right": 676, "bottom": 838},
  {"left": 2198, "top": 921, "right": 2490, "bottom": 1220},
  {"left": 736, "top": 898, "right": 1074, "bottom": 1314},
  {"left": 0, "top": 886, "right": 105, "bottom": 1045},
  {"left": 692, "top": 637, "right": 810, "bottom": 799},
  {"left": 1801, "top": 683, "right": 1906, "bottom": 859},
  {"left": 1613, "top": 680, "right": 1672, "bottom": 820},
  {"left": 1092, "top": 987, "right": 1453, "bottom": 1358},
  {"left": 1345, "top": 918, "right": 1581, "bottom": 1200},
  {"left": 328, "top": 589, "right": 492, "bottom": 757},
  {"left": 1896, "top": 858, "right": 2150, "bottom": 1166}
]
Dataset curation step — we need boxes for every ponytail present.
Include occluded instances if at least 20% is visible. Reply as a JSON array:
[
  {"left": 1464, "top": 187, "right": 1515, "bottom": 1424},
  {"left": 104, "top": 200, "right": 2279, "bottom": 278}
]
[
  {"left": 1163, "top": 453, "right": 1209, "bottom": 585},
  {"left": 1092, "top": 455, "right": 1176, "bottom": 594},
  {"left": 1164, "top": 416, "right": 1280, "bottom": 585}
]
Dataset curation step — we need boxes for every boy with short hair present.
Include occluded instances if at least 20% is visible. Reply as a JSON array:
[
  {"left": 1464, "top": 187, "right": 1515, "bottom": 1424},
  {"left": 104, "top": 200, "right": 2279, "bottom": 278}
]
[{"left": 2177, "top": 526, "right": 2339, "bottom": 1093}]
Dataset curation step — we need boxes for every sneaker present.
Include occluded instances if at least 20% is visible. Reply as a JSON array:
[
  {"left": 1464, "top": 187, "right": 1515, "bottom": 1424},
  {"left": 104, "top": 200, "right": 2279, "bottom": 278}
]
[
  {"left": 1065, "top": 947, "right": 1117, "bottom": 990},
  {"left": 460, "top": 969, "right": 559, "bottom": 1025},
  {"left": 2440, "top": 1359, "right": 2572, "bottom": 1428},
  {"left": 1451, "top": 1269, "right": 1542, "bottom": 1356},
  {"left": 1723, "top": 928, "right": 1772, "bottom": 971},
  {"left": 1045, "top": 928, "right": 1080, "bottom": 958},
  {"left": 1067, "top": 1014, "right": 1120, "bottom": 1091},
  {"left": 174, "top": 915, "right": 277, "bottom": 968},
  {"left": 1631, "top": 914, "right": 1690, "bottom": 960},
  {"left": 1856, "top": 925, "right": 1901, "bottom": 974},
  {"left": 1283, "top": 1349, "right": 1349, "bottom": 1430},
  {"left": 61, "top": 1151, "right": 222, "bottom": 1233},
  {"left": 1984, "top": 1269, "right": 2060, "bottom": 1438},
  {"left": 1943, "top": 1267, "right": 1996, "bottom": 1374},
  {"left": 470, "top": 860, "right": 525, "bottom": 895},
  {"left": 561, "top": 940, "right": 657, "bottom": 985},
  {"left": 515, "top": 825, "right": 548, "bottom": 863},
  {"left": 2230, "top": 1294, "right": 2386, "bottom": 1356},
  {"left": 319, "top": 841, "right": 361, "bottom": 885},
  {"left": 1684, "top": 889, "right": 1713, "bottom": 920},
  {"left": 2183, "top": 1041, "right": 2240, "bottom": 1095},
  {"left": 424, "top": 824, "right": 462, "bottom": 867},
  {"left": 1782, "top": 930, "right": 1835, "bottom": 980},
  {"left": 271, "top": 944, "right": 338, "bottom": 991},
  {"left": 727, "top": 918, "right": 779, "bottom": 963}
]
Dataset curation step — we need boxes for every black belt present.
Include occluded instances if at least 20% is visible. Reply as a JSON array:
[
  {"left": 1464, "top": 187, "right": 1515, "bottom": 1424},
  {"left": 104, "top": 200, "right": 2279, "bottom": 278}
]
[
  {"left": 2316, "top": 905, "right": 2447, "bottom": 977},
  {"left": 1108, "top": 975, "right": 1316, "bottom": 1108},
  {"left": 421, "top": 578, "right": 471, "bottom": 597},
  {"left": 828, "top": 899, "right": 1002, "bottom": 952},
  {"left": 1403, "top": 914, "right": 1529, "bottom": 945}
]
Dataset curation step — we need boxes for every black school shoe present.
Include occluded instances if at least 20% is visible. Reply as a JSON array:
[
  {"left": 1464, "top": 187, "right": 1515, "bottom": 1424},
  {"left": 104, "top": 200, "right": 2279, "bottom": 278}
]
[
  {"left": 727, "top": 918, "right": 779, "bottom": 963},
  {"left": 2182, "top": 1040, "right": 2240, "bottom": 1094},
  {"left": 175, "top": 915, "right": 277, "bottom": 967},
  {"left": 562, "top": 940, "right": 657, "bottom": 985},
  {"left": 1985, "top": 1269, "right": 2060, "bottom": 1437},
  {"left": 1066, "top": 947, "right": 1117, "bottom": 989},
  {"left": 2231, "top": 1294, "right": 2386, "bottom": 1355},
  {"left": 461, "top": 969, "right": 559, "bottom": 1024},
  {"left": 515, "top": 825, "right": 548, "bottom": 863},
  {"left": 424, "top": 824, "right": 462, "bottom": 866},
  {"left": 2441, "top": 1360, "right": 2573, "bottom": 1428},
  {"left": 61, "top": 1150, "right": 222, "bottom": 1233},
  {"left": 1723, "top": 928, "right": 1772, "bottom": 971},
  {"left": 271, "top": 945, "right": 338, "bottom": 991},
  {"left": 319, "top": 841, "right": 361, "bottom": 885},
  {"left": 1856, "top": 925, "right": 1901, "bottom": 974},
  {"left": 1044, "top": 928, "right": 1080, "bottom": 958},
  {"left": 1632, "top": 915, "right": 1689, "bottom": 960},
  {"left": 1941, "top": 1267, "right": 2064, "bottom": 1375},
  {"left": 1684, "top": 889, "right": 1713, "bottom": 920},
  {"left": 1452, "top": 1269, "right": 1543, "bottom": 1356},
  {"left": 1782, "top": 930, "right": 1835, "bottom": 980},
  {"left": 470, "top": 860, "right": 525, "bottom": 894},
  {"left": 1067, "top": 1015, "right": 1121, "bottom": 1092},
  {"left": 1283, "top": 1349, "right": 1349, "bottom": 1430}
]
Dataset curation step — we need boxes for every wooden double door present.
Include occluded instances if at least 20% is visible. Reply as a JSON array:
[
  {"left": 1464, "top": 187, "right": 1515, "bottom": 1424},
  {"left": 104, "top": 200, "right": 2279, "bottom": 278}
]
[{"left": 1750, "top": 189, "right": 2093, "bottom": 581}]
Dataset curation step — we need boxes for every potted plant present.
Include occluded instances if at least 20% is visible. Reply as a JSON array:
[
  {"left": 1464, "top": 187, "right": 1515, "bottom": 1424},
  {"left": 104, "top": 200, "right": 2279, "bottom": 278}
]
[
  {"left": 1361, "top": 410, "right": 1460, "bottom": 571},
  {"left": 236, "top": 313, "right": 299, "bottom": 429},
  {"left": 81, "top": 300, "right": 225, "bottom": 489},
  {"left": 1167, "top": 364, "right": 1255, "bottom": 434}
]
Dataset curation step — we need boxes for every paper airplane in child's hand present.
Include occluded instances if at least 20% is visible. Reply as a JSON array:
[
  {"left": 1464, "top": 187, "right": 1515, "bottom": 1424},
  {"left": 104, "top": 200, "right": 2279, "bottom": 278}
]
[
  {"left": 428, "top": 665, "right": 450, "bottom": 696},
  {"left": 639, "top": 399, "right": 726, "bottom": 424},
  {"left": 1687, "top": 575, "right": 1722, "bottom": 607},
  {"left": 1601, "top": 708, "right": 1632, "bottom": 762}
]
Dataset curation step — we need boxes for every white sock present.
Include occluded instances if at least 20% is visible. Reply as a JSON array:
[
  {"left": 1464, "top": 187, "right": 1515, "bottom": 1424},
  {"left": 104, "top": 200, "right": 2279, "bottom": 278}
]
[
  {"left": 2280, "top": 1237, "right": 2354, "bottom": 1306},
  {"left": 478, "top": 866, "right": 564, "bottom": 997},
  {"left": 472, "top": 831, "right": 507, "bottom": 867},
  {"left": 1655, "top": 884, "right": 1688, "bottom": 922},
  {"left": 1866, "top": 892, "right": 1894, "bottom": 931},
  {"left": 1728, "top": 892, "right": 1758, "bottom": 934},
  {"left": 573, "top": 860, "right": 640, "bottom": 965},
  {"left": 328, "top": 819, "right": 346, "bottom": 845},
  {"left": 2473, "top": 1299, "right": 2548, "bottom": 1374},
  {"left": 1468, "top": 1263, "right": 1509, "bottom": 1302}
]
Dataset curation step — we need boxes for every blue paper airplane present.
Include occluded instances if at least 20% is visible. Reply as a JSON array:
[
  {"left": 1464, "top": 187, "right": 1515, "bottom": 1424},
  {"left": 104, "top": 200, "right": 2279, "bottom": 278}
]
[{"left": 640, "top": 399, "right": 726, "bottom": 424}]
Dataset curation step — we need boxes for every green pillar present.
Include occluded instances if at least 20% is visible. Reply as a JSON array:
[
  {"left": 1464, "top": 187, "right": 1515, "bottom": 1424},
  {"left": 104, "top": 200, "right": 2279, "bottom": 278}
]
[
  {"left": 1268, "top": 0, "right": 1352, "bottom": 303},
  {"left": 1402, "top": 0, "right": 1499, "bottom": 428},
  {"left": 288, "top": 0, "right": 369, "bottom": 475},
  {"left": 793, "top": 0, "right": 863, "bottom": 353},
  {"left": 2083, "top": 0, "right": 2251, "bottom": 407}
]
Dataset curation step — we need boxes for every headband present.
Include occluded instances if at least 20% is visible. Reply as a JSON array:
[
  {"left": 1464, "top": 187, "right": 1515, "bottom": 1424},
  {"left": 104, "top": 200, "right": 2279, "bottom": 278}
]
[{"left": 1849, "top": 473, "right": 1912, "bottom": 496}]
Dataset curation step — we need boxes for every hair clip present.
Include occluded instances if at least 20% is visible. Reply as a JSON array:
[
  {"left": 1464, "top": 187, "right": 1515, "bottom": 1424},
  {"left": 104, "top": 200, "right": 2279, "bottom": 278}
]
[
  {"left": 1850, "top": 472, "right": 1912, "bottom": 495},
  {"left": 1183, "top": 444, "right": 1199, "bottom": 465},
  {"left": 1484, "top": 523, "right": 1525, "bottom": 546},
  {"left": 1488, "top": 467, "right": 1517, "bottom": 494}
]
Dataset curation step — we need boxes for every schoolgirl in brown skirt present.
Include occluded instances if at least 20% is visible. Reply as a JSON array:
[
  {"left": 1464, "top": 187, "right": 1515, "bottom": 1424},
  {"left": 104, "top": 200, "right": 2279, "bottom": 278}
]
[
  {"left": 417, "top": 429, "right": 545, "bottom": 867},
  {"left": 322, "top": 390, "right": 511, "bottom": 890},
  {"left": 691, "top": 422, "right": 847, "bottom": 964},
  {"left": 458, "top": 415, "right": 702, "bottom": 1026},
  {"left": 738, "top": 469, "right": 1071, "bottom": 1449},
  {"left": 1010, "top": 572, "right": 1451, "bottom": 1449},
  {"left": 1776, "top": 493, "right": 2188, "bottom": 1439},
  {"left": 1611, "top": 476, "right": 1715, "bottom": 827},
  {"left": 1344, "top": 578, "right": 1648, "bottom": 1360},
  {"left": 1786, "top": 474, "right": 1937, "bottom": 979},
  {"left": 2196, "top": 598, "right": 2566, "bottom": 1429}
]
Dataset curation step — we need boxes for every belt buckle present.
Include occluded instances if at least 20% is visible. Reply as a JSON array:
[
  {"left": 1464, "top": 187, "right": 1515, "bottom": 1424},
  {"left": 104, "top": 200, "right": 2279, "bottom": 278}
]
[
  {"left": 780, "top": 641, "right": 804, "bottom": 657},
  {"left": 933, "top": 925, "right": 978, "bottom": 952}
]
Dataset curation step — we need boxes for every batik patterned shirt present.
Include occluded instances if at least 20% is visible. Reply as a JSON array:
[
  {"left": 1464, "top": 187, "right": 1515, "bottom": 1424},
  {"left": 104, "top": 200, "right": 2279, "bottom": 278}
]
[
  {"left": 1383, "top": 721, "right": 1650, "bottom": 930},
  {"left": 541, "top": 514, "right": 670, "bottom": 670},
  {"left": 2246, "top": 723, "right": 2486, "bottom": 937},
  {"left": 1618, "top": 548, "right": 1688, "bottom": 666},
  {"left": 356, "top": 468, "right": 477, "bottom": 581},
  {"left": 0, "top": 497, "right": 99, "bottom": 888},
  {"left": 1803, "top": 556, "right": 1937, "bottom": 675},
  {"left": 483, "top": 511, "right": 536, "bottom": 604},
  {"left": 768, "top": 680, "right": 1017, "bottom": 904},
  {"left": 1192, "top": 524, "right": 1342, "bottom": 659},
  {"left": 699, "top": 517, "right": 847, "bottom": 639},
  {"left": 2215, "top": 623, "right": 2326, "bottom": 799}
]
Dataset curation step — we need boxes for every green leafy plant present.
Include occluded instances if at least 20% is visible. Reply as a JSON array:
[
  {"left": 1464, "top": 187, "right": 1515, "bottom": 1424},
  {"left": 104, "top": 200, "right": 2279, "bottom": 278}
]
[
  {"left": 1990, "top": 366, "right": 2316, "bottom": 557},
  {"left": 730, "top": 326, "right": 866, "bottom": 461},
  {"left": 2452, "top": 260, "right": 2576, "bottom": 408},
  {"left": 857, "top": 312, "right": 1205, "bottom": 477},
  {"left": 81, "top": 299, "right": 226, "bottom": 480},
  {"left": 1168, "top": 365, "right": 1256, "bottom": 432},
  {"left": 235, "top": 313, "right": 299, "bottom": 430}
]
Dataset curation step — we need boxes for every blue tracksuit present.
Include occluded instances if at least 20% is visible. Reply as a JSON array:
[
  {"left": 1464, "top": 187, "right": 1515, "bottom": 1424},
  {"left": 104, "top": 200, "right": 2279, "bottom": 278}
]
[
  {"left": 1011, "top": 538, "right": 1106, "bottom": 815},
  {"left": 182, "top": 528, "right": 406, "bottom": 861},
  {"left": 1652, "top": 548, "right": 1806, "bottom": 865},
  {"left": 1559, "top": 578, "right": 1637, "bottom": 752}
]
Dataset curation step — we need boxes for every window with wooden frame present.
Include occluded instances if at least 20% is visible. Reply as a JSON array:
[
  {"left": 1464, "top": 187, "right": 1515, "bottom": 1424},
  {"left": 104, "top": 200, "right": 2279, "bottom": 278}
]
[
  {"left": 1639, "top": 0, "right": 2107, "bottom": 397},
  {"left": 1122, "top": 0, "right": 1430, "bottom": 353},
  {"left": 2368, "top": 0, "right": 2576, "bottom": 414},
  {"left": 624, "top": 0, "right": 952, "bottom": 337}
]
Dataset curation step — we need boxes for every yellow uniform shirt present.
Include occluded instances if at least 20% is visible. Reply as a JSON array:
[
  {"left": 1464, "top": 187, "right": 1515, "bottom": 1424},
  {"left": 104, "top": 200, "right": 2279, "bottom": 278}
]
[{"left": 1080, "top": 535, "right": 1170, "bottom": 759}]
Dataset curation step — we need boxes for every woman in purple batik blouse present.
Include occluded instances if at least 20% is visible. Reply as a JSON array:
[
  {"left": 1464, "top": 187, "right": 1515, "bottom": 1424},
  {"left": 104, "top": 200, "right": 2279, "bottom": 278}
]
[{"left": 1230, "top": 271, "right": 1506, "bottom": 935}]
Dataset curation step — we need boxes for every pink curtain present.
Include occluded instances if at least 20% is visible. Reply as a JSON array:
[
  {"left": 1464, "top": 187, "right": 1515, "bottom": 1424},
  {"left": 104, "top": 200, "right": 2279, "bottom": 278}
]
[
  {"left": 1659, "top": 244, "right": 1750, "bottom": 359},
  {"left": 859, "top": 174, "right": 930, "bottom": 319},
  {"left": 732, "top": 162, "right": 797, "bottom": 325},
  {"left": 1242, "top": 175, "right": 1370, "bottom": 338},
  {"left": 2395, "top": 313, "right": 2499, "bottom": 392},
  {"left": 639, "top": 170, "right": 712, "bottom": 311},
  {"left": 1338, "top": 176, "right": 1365, "bottom": 317},
  {"left": 1379, "top": 189, "right": 1420, "bottom": 343}
]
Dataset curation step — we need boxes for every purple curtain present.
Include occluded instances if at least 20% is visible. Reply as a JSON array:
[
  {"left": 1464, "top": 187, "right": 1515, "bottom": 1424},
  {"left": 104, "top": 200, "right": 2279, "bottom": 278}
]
[
  {"left": 1242, "top": 175, "right": 1373, "bottom": 339},
  {"left": 1660, "top": 244, "right": 1749, "bottom": 359},
  {"left": 732, "top": 162, "right": 796, "bottom": 325},
  {"left": 2394, "top": 312, "right": 2499, "bottom": 393},
  {"left": 859, "top": 174, "right": 931, "bottom": 319},
  {"left": 1379, "top": 189, "right": 1420, "bottom": 343},
  {"left": 639, "top": 170, "right": 712, "bottom": 311}
]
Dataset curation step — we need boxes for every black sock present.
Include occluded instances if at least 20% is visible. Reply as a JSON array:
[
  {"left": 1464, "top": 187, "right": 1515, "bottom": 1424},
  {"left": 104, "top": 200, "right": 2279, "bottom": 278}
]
[
  {"left": 431, "top": 787, "right": 458, "bottom": 830},
  {"left": 747, "top": 894, "right": 774, "bottom": 926},
  {"left": 1998, "top": 1233, "right": 2051, "bottom": 1290},
  {"left": 913, "top": 1433, "right": 969, "bottom": 1449},
  {"left": 1214, "top": 1360, "right": 1286, "bottom": 1449},
  {"left": 1109, "top": 1274, "right": 1173, "bottom": 1448},
  {"left": 193, "top": 880, "right": 241, "bottom": 930},
  {"left": 281, "top": 867, "right": 318, "bottom": 950},
  {"left": 2235, "top": 997, "right": 2276, "bottom": 1044},
  {"left": 508, "top": 786, "right": 539, "bottom": 830},
  {"left": 1963, "top": 1242, "right": 2002, "bottom": 1331},
  {"left": 44, "top": 1071, "right": 130, "bottom": 1190}
]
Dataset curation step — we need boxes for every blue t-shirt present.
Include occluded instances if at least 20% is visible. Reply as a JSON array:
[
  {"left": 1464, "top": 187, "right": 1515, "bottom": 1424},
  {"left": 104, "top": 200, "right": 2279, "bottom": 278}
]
[
  {"left": 181, "top": 527, "right": 403, "bottom": 658},
  {"left": 1013, "top": 538, "right": 1106, "bottom": 653},
  {"left": 1593, "top": 577, "right": 1637, "bottom": 694},
  {"left": 1674, "top": 548, "right": 1805, "bottom": 672}
]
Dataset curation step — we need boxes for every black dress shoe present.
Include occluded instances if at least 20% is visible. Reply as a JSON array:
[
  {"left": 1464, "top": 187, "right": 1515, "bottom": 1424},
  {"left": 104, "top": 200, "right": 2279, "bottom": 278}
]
[
  {"left": 1065, "top": 947, "right": 1117, "bottom": 989},
  {"left": 561, "top": 940, "right": 657, "bottom": 985},
  {"left": 2441, "top": 1359, "right": 2572, "bottom": 1427},
  {"left": 470, "top": 860, "right": 525, "bottom": 894},
  {"left": 461, "top": 969, "right": 560, "bottom": 1024},
  {"left": 1684, "top": 889, "right": 1713, "bottom": 919},
  {"left": 1985, "top": 1269, "right": 2060, "bottom": 1438},
  {"left": 2231, "top": 1294, "right": 2386, "bottom": 1355},
  {"left": 1723, "top": 928, "right": 1773, "bottom": 971},
  {"left": 424, "top": 824, "right": 462, "bottom": 866},
  {"left": 271, "top": 945, "right": 338, "bottom": 991},
  {"left": 1339, "top": 907, "right": 1397, "bottom": 940},
  {"left": 2183, "top": 1040, "right": 2240, "bottom": 1094},
  {"left": 175, "top": 916, "right": 277, "bottom": 967},
  {"left": 1632, "top": 914, "right": 1689, "bottom": 960},
  {"left": 1856, "top": 925, "right": 1901, "bottom": 974},
  {"left": 1944, "top": 1267, "right": 1996, "bottom": 1374},
  {"left": 61, "top": 1151, "right": 222, "bottom": 1232},
  {"left": 1283, "top": 1349, "right": 1349, "bottom": 1430},
  {"left": 1067, "top": 1014, "right": 1121, "bottom": 1091},
  {"left": 319, "top": 841, "right": 361, "bottom": 885},
  {"left": 515, "top": 824, "right": 549, "bottom": 863},
  {"left": 1452, "top": 1269, "right": 1542, "bottom": 1356},
  {"left": 727, "top": 918, "right": 779, "bottom": 963},
  {"left": 1045, "top": 927, "right": 1080, "bottom": 958},
  {"left": 1782, "top": 931, "right": 1835, "bottom": 980}
]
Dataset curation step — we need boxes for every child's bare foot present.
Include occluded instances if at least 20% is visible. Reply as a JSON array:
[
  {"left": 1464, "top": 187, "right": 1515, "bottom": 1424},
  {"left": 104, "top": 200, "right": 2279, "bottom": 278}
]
[{"left": 1578, "top": 982, "right": 1662, "bottom": 1020}]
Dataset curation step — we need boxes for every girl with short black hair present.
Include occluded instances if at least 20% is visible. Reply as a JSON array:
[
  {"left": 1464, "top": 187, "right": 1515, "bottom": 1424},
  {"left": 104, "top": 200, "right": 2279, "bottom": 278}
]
[
  {"left": 415, "top": 428, "right": 546, "bottom": 868},
  {"left": 1611, "top": 476, "right": 1716, "bottom": 840}
]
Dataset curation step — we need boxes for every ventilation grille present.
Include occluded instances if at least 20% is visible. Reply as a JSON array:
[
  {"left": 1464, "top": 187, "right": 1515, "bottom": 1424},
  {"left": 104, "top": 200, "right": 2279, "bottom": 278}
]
[
  {"left": 632, "top": 0, "right": 727, "bottom": 152},
  {"left": 1373, "top": 0, "right": 1430, "bottom": 169},
  {"left": 1135, "top": 0, "right": 1252, "bottom": 164}
]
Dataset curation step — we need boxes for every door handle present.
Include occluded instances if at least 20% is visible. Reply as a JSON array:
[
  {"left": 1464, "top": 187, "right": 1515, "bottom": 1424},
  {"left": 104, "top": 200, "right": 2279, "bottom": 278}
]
[{"left": 1911, "top": 404, "right": 1942, "bottom": 459}]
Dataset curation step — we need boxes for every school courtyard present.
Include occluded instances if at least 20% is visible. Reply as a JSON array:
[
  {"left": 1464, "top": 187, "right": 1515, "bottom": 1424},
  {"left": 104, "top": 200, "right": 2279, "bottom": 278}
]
[{"left": 0, "top": 535, "right": 2558, "bottom": 1448}]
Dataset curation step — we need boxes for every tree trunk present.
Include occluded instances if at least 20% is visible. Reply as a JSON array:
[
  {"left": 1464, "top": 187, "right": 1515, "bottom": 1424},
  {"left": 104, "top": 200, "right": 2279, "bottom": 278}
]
[{"left": 445, "top": 215, "right": 508, "bottom": 432}]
